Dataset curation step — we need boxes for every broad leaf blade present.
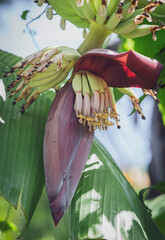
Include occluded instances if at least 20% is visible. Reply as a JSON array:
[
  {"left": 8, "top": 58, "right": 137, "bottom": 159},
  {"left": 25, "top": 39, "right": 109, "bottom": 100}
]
[
  {"left": 0, "top": 50, "right": 52, "bottom": 234},
  {"left": 69, "top": 139, "right": 165, "bottom": 240}
]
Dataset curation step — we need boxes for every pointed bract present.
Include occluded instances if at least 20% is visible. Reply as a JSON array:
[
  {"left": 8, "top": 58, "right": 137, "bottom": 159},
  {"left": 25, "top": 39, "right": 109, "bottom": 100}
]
[
  {"left": 44, "top": 83, "right": 94, "bottom": 225},
  {"left": 74, "top": 49, "right": 163, "bottom": 89}
]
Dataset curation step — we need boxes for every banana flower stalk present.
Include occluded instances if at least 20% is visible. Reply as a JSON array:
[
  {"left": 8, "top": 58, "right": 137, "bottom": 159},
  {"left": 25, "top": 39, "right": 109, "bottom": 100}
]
[{"left": 4, "top": 47, "right": 163, "bottom": 225}]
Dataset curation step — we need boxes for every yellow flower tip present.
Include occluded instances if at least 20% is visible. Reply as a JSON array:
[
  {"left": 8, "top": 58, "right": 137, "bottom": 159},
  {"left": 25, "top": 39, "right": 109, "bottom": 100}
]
[
  {"left": 72, "top": 71, "right": 120, "bottom": 132},
  {"left": 78, "top": 113, "right": 114, "bottom": 132}
]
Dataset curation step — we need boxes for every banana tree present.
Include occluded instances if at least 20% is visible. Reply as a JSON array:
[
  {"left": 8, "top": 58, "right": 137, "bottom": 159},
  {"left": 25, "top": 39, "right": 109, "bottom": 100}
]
[{"left": 1, "top": 0, "right": 165, "bottom": 239}]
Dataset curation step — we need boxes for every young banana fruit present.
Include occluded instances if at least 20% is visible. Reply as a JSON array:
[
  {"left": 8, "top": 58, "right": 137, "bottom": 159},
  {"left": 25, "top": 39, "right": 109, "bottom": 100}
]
[{"left": 45, "top": 0, "right": 165, "bottom": 41}]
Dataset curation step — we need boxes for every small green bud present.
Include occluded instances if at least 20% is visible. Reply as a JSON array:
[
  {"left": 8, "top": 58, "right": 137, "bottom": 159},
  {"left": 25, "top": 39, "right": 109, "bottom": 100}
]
[
  {"left": 46, "top": 7, "right": 53, "bottom": 20},
  {"left": 60, "top": 18, "right": 66, "bottom": 30}
]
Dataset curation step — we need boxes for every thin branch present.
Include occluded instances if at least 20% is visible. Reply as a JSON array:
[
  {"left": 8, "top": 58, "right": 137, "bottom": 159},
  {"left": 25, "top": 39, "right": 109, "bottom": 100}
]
[
  {"left": 26, "top": 6, "right": 48, "bottom": 31},
  {"left": 24, "top": 6, "right": 48, "bottom": 50}
]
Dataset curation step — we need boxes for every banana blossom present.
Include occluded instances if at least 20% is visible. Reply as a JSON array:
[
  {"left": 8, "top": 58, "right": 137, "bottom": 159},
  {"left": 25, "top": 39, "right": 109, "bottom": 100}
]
[{"left": 43, "top": 49, "right": 163, "bottom": 225}]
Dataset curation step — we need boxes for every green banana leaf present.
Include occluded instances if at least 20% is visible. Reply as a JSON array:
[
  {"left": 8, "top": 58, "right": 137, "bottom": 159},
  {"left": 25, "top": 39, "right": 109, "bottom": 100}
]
[
  {"left": 69, "top": 139, "right": 165, "bottom": 240},
  {"left": 0, "top": 50, "right": 52, "bottom": 236}
]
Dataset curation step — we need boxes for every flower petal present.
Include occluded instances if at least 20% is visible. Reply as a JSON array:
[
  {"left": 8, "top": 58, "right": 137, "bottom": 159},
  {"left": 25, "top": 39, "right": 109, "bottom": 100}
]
[
  {"left": 74, "top": 49, "right": 163, "bottom": 89},
  {"left": 44, "top": 83, "right": 94, "bottom": 225}
]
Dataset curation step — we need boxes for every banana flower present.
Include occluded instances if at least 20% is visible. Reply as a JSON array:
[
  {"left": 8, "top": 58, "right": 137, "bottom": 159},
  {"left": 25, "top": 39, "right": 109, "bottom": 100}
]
[
  {"left": 43, "top": 49, "right": 163, "bottom": 225},
  {"left": 4, "top": 47, "right": 163, "bottom": 225}
]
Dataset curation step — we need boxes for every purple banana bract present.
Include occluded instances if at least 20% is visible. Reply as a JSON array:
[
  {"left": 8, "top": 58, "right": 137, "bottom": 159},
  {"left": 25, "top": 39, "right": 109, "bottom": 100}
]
[{"left": 44, "top": 83, "right": 94, "bottom": 225}]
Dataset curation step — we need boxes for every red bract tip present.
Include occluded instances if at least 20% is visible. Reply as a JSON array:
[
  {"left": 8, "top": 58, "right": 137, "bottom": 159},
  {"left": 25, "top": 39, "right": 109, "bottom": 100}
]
[{"left": 74, "top": 49, "right": 163, "bottom": 89}]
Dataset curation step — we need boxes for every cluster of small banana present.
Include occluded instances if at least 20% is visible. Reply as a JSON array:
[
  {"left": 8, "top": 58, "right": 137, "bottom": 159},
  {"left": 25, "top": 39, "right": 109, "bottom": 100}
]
[
  {"left": 74, "top": 0, "right": 165, "bottom": 40},
  {"left": 72, "top": 70, "right": 159, "bottom": 132},
  {"left": 4, "top": 46, "right": 80, "bottom": 112},
  {"left": 47, "top": 0, "right": 165, "bottom": 40},
  {"left": 72, "top": 71, "right": 121, "bottom": 132}
]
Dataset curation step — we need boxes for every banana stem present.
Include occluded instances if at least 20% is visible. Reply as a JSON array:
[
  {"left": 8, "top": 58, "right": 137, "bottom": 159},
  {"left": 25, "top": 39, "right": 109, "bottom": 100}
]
[{"left": 77, "top": 21, "right": 112, "bottom": 55}]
